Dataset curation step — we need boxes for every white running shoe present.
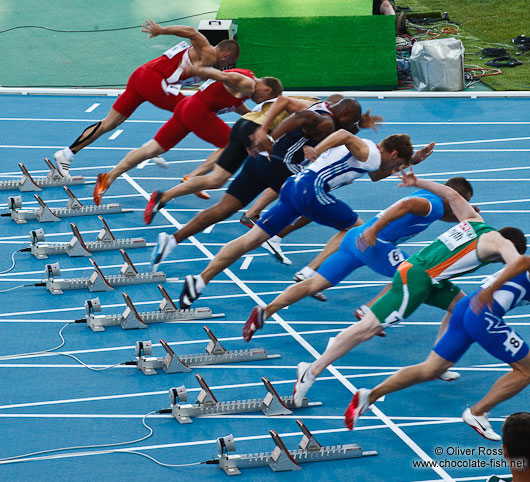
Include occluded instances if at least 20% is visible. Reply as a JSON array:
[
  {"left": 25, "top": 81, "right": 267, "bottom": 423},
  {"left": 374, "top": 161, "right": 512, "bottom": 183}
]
[
  {"left": 462, "top": 408, "right": 501, "bottom": 441},
  {"left": 344, "top": 388, "right": 371, "bottom": 430},
  {"left": 151, "top": 156, "right": 169, "bottom": 168},
  {"left": 293, "top": 362, "right": 314, "bottom": 407},
  {"left": 150, "top": 232, "right": 175, "bottom": 272},
  {"left": 438, "top": 370, "right": 461, "bottom": 382},
  {"left": 262, "top": 238, "right": 292, "bottom": 265},
  {"left": 293, "top": 270, "right": 327, "bottom": 302},
  {"left": 53, "top": 149, "right": 72, "bottom": 177}
]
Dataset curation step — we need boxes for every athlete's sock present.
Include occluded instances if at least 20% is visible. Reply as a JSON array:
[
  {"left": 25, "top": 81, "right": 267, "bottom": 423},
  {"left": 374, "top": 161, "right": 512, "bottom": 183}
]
[
  {"left": 195, "top": 274, "right": 206, "bottom": 293},
  {"left": 61, "top": 148, "right": 75, "bottom": 161},
  {"left": 299, "top": 266, "right": 316, "bottom": 278},
  {"left": 306, "top": 364, "right": 316, "bottom": 381}
]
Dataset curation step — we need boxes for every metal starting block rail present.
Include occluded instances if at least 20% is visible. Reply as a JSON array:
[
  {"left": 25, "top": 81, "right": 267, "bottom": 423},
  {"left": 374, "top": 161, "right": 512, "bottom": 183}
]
[
  {"left": 167, "top": 374, "right": 322, "bottom": 424},
  {"left": 0, "top": 158, "right": 86, "bottom": 192},
  {"left": 5, "top": 186, "right": 127, "bottom": 224},
  {"left": 43, "top": 249, "right": 165, "bottom": 295},
  {"left": 81, "top": 284, "right": 223, "bottom": 332},
  {"left": 215, "top": 420, "right": 377, "bottom": 476},
  {"left": 132, "top": 326, "right": 280, "bottom": 375},
  {"left": 30, "top": 216, "right": 148, "bottom": 259}
]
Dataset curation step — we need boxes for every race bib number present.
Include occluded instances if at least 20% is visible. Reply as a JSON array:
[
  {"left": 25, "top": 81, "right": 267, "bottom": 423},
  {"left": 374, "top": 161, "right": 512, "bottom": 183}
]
[
  {"left": 438, "top": 221, "right": 477, "bottom": 251},
  {"left": 388, "top": 248, "right": 405, "bottom": 267},
  {"left": 163, "top": 41, "right": 189, "bottom": 59},
  {"left": 504, "top": 331, "right": 524, "bottom": 356},
  {"left": 199, "top": 78, "right": 216, "bottom": 91}
]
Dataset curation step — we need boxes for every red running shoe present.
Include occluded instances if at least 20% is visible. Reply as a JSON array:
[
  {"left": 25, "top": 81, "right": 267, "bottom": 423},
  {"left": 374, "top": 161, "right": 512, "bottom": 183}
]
[
  {"left": 144, "top": 190, "right": 165, "bottom": 225},
  {"left": 344, "top": 388, "right": 371, "bottom": 430},
  {"left": 242, "top": 306, "right": 266, "bottom": 342},
  {"left": 93, "top": 173, "right": 109, "bottom": 206}
]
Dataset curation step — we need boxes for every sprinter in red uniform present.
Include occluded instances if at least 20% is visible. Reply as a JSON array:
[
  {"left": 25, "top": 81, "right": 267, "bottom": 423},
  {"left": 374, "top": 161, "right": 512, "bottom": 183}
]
[
  {"left": 92, "top": 66, "right": 282, "bottom": 204},
  {"left": 53, "top": 20, "right": 240, "bottom": 176}
]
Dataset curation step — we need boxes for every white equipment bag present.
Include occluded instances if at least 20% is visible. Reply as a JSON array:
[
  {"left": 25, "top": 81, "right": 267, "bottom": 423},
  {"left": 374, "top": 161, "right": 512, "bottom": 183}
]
[{"left": 410, "top": 38, "right": 465, "bottom": 91}]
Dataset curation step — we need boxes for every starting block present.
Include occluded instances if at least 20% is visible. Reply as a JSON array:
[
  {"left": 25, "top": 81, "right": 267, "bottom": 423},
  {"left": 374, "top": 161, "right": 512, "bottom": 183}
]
[
  {"left": 29, "top": 216, "right": 148, "bottom": 259},
  {"left": 43, "top": 249, "right": 165, "bottom": 295},
  {"left": 0, "top": 158, "right": 86, "bottom": 192},
  {"left": 5, "top": 186, "right": 128, "bottom": 224},
  {"left": 215, "top": 420, "right": 378, "bottom": 476},
  {"left": 167, "top": 374, "right": 322, "bottom": 424},
  {"left": 132, "top": 326, "right": 281, "bottom": 375},
  {"left": 81, "top": 284, "right": 223, "bottom": 332}
]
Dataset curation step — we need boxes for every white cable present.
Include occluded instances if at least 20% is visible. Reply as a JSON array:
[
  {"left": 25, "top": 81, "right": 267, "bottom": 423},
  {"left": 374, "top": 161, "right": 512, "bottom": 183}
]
[
  {"left": 60, "top": 353, "right": 124, "bottom": 371},
  {"left": 0, "top": 249, "right": 21, "bottom": 274},
  {"left": 115, "top": 451, "right": 203, "bottom": 468},
  {"left": 0, "top": 410, "right": 156, "bottom": 462},
  {"left": 0, "top": 284, "right": 31, "bottom": 293},
  {"left": 0, "top": 321, "right": 72, "bottom": 360}
]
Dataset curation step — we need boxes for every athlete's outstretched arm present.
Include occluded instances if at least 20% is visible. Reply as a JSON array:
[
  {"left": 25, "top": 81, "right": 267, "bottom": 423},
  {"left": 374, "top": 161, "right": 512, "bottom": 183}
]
[
  {"left": 357, "top": 197, "right": 431, "bottom": 249},
  {"left": 397, "top": 168, "right": 482, "bottom": 223},
  {"left": 312, "top": 129, "right": 369, "bottom": 160},
  {"left": 266, "top": 110, "right": 324, "bottom": 145},
  {"left": 192, "top": 66, "right": 255, "bottom": 97},
  {"left": 253, "top": 96, "right": 316, "bottom": 150}
]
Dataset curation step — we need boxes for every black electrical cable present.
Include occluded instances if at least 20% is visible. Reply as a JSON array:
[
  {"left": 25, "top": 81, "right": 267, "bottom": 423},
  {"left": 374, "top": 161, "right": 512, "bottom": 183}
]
[{"left": 0, "top": 12, "right": 218, "bottom": 35}]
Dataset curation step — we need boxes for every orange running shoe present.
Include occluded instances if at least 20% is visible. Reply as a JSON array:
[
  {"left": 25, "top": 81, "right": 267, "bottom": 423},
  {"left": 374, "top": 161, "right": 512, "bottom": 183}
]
[
  {"left": 93, "top": 173, "right": 109, "bottom": 206},
  {"left": 181, "top": 174, "right": 210, "bottom": 200}
]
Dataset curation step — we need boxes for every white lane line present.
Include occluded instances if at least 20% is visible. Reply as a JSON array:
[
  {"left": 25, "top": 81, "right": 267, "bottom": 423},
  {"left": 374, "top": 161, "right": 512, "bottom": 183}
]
[
  {"left": 121, "top": 173, "right": 453, "bottom": 480},
  {"left": 0, "top": 144, "right": 216, "bottom": 152},
  {"left": 2, "top": 117, "right": 530, "bottom": 126},
  {"left": 108, "top": 130, "right": 123, "bottom": 140},
  {"left": 136, "top": 160, "right": 150, "bottom": 169},
  {"left": 0, "top": 413, "right": 476, "bottom": 421},
  {"left": 414, "top": 136, "right": 530, "bottom": 147},
  {"left": 84, "top": 104, "right": 100, "bottom": 113},
  {"left": 202, "top": 224, "right": 215, "bottom": 234},
  {"left": 240, "top": 256, "right": 253, "bottom": 270}
]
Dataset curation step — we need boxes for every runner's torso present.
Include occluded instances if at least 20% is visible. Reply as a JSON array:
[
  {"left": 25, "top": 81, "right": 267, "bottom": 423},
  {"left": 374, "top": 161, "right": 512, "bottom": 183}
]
[
  {"left": 192, "top": 68, "right": 255, "bottom": 113},
  {"left": 366, "top": 190, "right": 445, "bottom": 243},
  {"left": 143, "top": 41, "right": 202, "bottom": 92},
  {"left": 480, "top": 270, "right": 530, "bottom": 317},
  {"left": 270, "top": 101, "right": 333, "bottom": 173},
  {"left": 409, "top": 221, "right": 495, "bottom": 281},
  {"left": 303, "top": 139, "right": 381, "bottom": 204}
]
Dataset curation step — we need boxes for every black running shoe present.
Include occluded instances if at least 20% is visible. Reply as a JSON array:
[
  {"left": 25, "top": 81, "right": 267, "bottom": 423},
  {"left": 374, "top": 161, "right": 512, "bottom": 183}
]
[
  {"left": 144, "top": 190, "right": 165, "bottom": 225},
  {"left": 240, "top": 213, "right": 259, "bottom": 229},
  {"left": 179, "top": 274, "right": 200, "bottom": 309}
]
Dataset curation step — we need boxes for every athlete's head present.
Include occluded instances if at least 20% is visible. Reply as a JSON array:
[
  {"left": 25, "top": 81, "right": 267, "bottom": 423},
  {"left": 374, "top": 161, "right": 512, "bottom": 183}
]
[
  {"left": 214, "top": 40, "right": 240, "bottom": 68},
  {"left": 502, "top": 412, "right": 530, "bottom": 477},
  {"left": 329, "top": 98, "right": 362, "bottom": 131},
  {"left": 326, "top": 94, "right": 345, "bottom": 104},
  {"left": 251, "top": 77, "right": 283, "bottom": 103},
  {"left": 498, "top": 227, "right": 527, "bottom": 254},
  {"left": 441, "top": 177, "right": 474, "bottom": 219},
  {"left": 379, "top": 134, "right": 413, "bottom": 168}
]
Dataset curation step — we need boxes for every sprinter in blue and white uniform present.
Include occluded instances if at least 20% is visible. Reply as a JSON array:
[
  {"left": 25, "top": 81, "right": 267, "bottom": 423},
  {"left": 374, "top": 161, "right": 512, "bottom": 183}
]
[{"left": 176, "top": 129, "right": 418, "bottom": 309}]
